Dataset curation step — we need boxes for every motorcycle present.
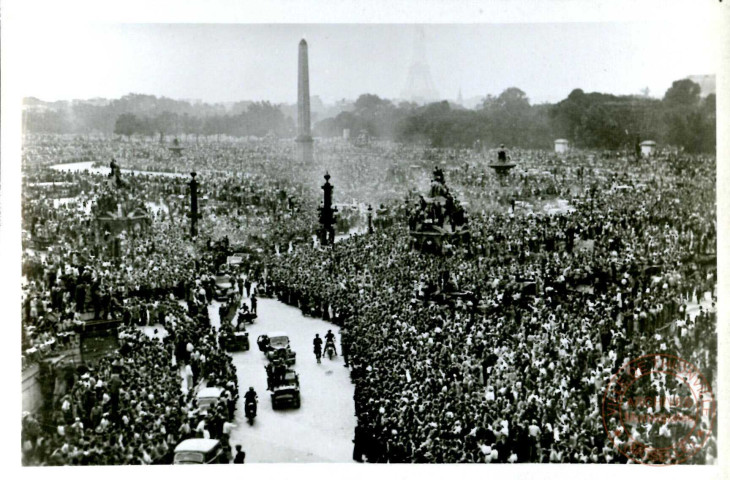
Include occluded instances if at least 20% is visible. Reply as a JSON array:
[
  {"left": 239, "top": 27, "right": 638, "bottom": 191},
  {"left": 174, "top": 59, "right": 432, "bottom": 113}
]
[
  {"left": 245, "top": 400, "right": 257, "bottom": 425},
  {"left": 325, "top": 341, "right": 336, "bottom": 360}
]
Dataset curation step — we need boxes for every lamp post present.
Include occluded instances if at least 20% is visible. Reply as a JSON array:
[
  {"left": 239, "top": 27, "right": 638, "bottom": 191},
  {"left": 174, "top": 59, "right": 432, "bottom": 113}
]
[
  {"left": 318, "top": 172, "right": 336, "bottom": 245},
  {"left": 188, "top": 171, "right": 201, "bottom": 239},
  {"left": 367, "top": 204, "right": 374, "bottom": 234}
]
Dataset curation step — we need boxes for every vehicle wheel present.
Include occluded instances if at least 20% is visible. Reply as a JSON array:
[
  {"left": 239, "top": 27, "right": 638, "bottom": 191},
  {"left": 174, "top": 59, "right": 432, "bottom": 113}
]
[
  {"left": 294, "top": 398, "right": 301, "bottom": 409},
  {"left": 272, "top": 401, "right": 278, "bottom": 410}
]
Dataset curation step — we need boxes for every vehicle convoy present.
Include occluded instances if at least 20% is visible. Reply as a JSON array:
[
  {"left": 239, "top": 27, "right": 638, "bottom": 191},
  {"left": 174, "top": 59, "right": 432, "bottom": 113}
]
[
  {"left": 271, "top": 369, "right": 301, "bottom": 410},
  {"left": 173, "top": 439, "right": 228, "bottom": 464},
  {"left": 257, "top": 331, "right": 296, "bottom": 365}
]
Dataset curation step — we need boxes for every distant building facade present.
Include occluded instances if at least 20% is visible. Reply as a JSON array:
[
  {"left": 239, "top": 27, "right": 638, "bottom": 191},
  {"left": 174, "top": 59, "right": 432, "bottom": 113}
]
[
  {"left": 640, "top": 140, "right": 657, "bottom": 157},
  {"left": 554, "top": 139, "right": 570, "bottom": 154}
]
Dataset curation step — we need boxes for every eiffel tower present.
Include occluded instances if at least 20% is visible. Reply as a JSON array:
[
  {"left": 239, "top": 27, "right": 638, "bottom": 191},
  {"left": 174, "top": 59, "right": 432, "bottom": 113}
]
[{"left": 401, "top": 26, "right": 440, "bottom": 104}]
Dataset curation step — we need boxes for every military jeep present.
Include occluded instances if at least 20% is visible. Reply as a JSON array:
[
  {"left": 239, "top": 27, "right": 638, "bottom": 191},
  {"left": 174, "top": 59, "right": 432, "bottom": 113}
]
[{"left": 271, "top": 370, "right": 301, "bottom": 410}]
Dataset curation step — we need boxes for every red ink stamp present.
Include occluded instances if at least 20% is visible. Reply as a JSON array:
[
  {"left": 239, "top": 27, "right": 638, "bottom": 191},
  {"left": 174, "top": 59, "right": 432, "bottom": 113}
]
[{"left": 602, "top": 354, "right": 716, "bottom": 465}]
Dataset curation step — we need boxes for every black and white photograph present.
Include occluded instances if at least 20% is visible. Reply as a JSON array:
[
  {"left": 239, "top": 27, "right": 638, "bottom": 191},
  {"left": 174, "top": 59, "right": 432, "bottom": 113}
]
[{"left": 3, "top": 0, "right": 728, "bottom": 474}]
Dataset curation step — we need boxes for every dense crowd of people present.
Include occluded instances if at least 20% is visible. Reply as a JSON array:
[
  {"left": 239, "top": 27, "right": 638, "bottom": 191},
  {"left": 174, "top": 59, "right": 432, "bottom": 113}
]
[
  {"left": 265, "top": 152, "right": 717, "bottom": 464},
  {"left": 21, "top": 143, "right": 252, "bottom": 465},
  {"left": 22, "top": 305, "right": 240, "bottom": 465},
  {"left": 21, "top": 134, "right": 717, "bottom": 465}
]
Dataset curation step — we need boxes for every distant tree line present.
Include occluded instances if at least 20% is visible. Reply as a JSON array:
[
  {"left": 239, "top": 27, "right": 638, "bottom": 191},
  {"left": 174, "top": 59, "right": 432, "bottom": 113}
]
[
  {"left": 111, "top": 102, "right": 294, "bottom": 141},
  {"left": 316, "top": 79, "right": 715, "bottom": 153},
  {"left": 23, "top": 93, "right": 295, "bottom": 141},
  {"left": 549, "top": 79, "right": 715, "bottom": 153},
  {"left": 23, "top": 79, "right": 715, "bottom": 152}
]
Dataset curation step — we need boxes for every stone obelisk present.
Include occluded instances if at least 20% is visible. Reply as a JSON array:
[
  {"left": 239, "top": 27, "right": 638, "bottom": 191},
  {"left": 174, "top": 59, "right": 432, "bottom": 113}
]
[{"left": 296, "top": 38, "right": 314, "bottom": 163}]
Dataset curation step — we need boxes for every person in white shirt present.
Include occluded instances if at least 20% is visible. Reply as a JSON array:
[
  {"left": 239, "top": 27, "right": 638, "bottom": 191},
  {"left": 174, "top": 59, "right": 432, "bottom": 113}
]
[
  {"left": 195, "top": 417, "right": 209, "bottom": 439},
  {"left": 184, "top": 364, "right": 194, "bottom": 390}
]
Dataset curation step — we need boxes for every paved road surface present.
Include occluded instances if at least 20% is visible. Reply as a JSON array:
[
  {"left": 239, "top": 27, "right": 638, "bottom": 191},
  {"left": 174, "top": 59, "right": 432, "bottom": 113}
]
[
  {"left": 140, "top": 294, "right": 357, "bottom": 462},
  {"left": 226, "top": 296, "right": 356, "bottom": 463}
]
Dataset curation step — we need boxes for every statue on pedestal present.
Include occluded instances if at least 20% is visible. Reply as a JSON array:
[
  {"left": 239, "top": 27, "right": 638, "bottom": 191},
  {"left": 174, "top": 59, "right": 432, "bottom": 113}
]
[
  {"left": 108, "top": 159, "right": 125, "bottom": 187},
  {"left": 489, "top": 143, "right": 517, "bottom": 183},
  {"left": 408, "top": 167, "right": 470, "bottom": 254}
]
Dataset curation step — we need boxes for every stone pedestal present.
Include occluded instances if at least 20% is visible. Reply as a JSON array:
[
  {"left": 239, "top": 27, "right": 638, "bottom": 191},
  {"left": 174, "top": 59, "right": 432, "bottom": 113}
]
[{"left": 488, "top": 163, "right": 516, "bottom": 180}]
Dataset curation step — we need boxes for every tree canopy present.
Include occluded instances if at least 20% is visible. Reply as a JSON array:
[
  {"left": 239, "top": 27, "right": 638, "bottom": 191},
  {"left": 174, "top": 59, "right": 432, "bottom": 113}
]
[{"left": 23, "top": 78, "right": 716, "bottom": 153}]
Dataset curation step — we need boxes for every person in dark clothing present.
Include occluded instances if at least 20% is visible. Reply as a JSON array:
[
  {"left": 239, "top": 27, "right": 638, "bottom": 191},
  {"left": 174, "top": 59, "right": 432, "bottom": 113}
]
[
  {"left": 324, "top": 329, "right": 338, "bottom": 355},
  {"left": 353, "top": 423, "right": 366, "bottom": 462},
  {"left": 341, "top": 333, "right": 350, "bottom": 367},
  {"left": 313, "top": 334, "right": 323, "bottom": 363},
  {"left": 250, "top": 294, "right": 257, "bottom": 315},
  {"left": 244, "top": 387, "right": 257, "bottom": 404},
  {"left": 265, "top": 363, "right": 274, "bottom": 390},
  {"left": 244, "top": 387, "right": 258, "bottom": 416},
  {"left": 273, "top": 360, "right": 286, "bottom": 384},
  {"left": 233, "top": 444, "right": 246, "bottom": 464}
]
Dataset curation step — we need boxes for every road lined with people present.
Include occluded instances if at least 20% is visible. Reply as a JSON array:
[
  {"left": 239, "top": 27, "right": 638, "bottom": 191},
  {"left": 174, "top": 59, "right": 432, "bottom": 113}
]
[
  {"left": 20, "top": 134, "right": 716, "bottom": 464},
  {"left": 226, "top": 296, "right": 356, "bottom": 463}
]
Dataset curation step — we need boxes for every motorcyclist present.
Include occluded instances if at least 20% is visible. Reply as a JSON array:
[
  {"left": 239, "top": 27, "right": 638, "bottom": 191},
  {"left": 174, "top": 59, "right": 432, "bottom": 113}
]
[
  {"left": 313, "top": 334, "right": 323, "bottom": 363},
  {"left": 244, "top": 387, "right": 258, "bottom": 416},
  {"left": 244, "top": 386, "right": 257, "bottom": 403},
  {"left": 324, "top": 329, "right": 338, "bottom": 356}
]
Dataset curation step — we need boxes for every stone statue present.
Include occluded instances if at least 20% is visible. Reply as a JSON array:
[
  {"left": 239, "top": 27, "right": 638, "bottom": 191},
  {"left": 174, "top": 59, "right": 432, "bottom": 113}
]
[{"left": 497, "top": 144, "right": 507, "bottom": 163}]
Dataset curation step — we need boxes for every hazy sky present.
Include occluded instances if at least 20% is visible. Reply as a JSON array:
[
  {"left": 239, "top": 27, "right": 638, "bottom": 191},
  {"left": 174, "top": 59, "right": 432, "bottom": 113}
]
[{"left": 18, "top": 22, "right": 716, "bottom": 105}]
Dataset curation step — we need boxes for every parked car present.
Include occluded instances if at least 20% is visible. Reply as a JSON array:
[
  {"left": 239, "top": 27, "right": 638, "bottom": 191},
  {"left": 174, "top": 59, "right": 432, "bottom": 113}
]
[
  {"left": 173, "top": 439, "right": 227, "bottom": 464},
  {"left": 271, "top": 370, "right": 301, "bottom": 410},
  {"left": 196, "top": 386, "right": 223, "bottom": 415}
]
